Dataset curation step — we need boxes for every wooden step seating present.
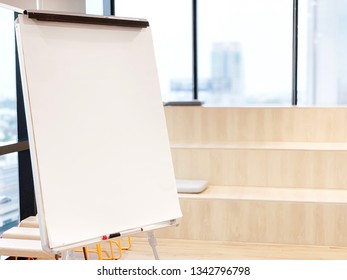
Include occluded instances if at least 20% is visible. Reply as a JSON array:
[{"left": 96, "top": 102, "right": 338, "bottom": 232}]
[
  {"left": 2, "top": 227, "right": 40, "bottom": 240},
  {"left": 0, "top": 238, "right": 56, "bottom": 260},
  {"left": 155, "top": 185, "right": 347, "bottom": 246},
  {"left": 171, "top": 142, "right": 347, "bottom": 189},
  {"left": 0, "top": 216, "right": 57, "bottom": 260},
  {"left": 161, "top": 107, "right": 347, "bottom": 247},
  {"left": 18, "top": 215, "right": 39, "bottom": 228}
]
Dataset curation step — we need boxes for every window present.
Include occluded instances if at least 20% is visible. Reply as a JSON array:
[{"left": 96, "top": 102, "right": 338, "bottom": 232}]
[
  {"left": 86, "top": 0, "right": 104, "bottom": 15},
  {"left": 109, "top": 1, "right": 347, "bottom": 106},
  {"left": 198, "top": 0, "right": 293, "bottom": 106},
  {"left": 113, "top": 1, "right": 294, "bottom": 105},
  {"left": 0, "top": 8, "right": 19, "bottom": 234},
  {"left": 113, "top": 0, "right": 192, "bottom": 102},
  {"left": 298, "top": 0, "right": 347, "bottom": 105},
  {"left": 0, "top": 153, "right": 19, "bottom": 233},
  {"left": 0, "top": 9, "right": 16, "bottom": 140}
]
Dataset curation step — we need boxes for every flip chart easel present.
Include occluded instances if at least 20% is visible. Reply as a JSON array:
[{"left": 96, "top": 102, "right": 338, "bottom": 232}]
[{"left": 15, "top": 10, "right": 182, "bottom": 257}]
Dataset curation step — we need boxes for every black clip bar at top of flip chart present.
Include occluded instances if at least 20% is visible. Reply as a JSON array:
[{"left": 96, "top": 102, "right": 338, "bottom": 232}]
[{"left": 23, "top": 10, "right": 149, "bottom": 28}]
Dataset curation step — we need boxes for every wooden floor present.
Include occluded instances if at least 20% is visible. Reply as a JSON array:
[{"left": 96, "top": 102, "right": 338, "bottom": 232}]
[{"left": 75, "top": 237, "right": 347, "bottom": 260}]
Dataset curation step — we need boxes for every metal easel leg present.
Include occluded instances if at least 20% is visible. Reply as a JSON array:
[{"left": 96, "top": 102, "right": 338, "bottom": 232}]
[
  {"left": 61, "top": 249, "right": 74, "bottom": 260},
  {"left": 147, "top": 231, "right": 160, "bottom": 260}
]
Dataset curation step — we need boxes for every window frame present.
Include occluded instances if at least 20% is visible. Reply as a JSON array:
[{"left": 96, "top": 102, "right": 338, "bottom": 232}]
[{"left": 0, "top": 10, "right": 36, "bottom": 224}]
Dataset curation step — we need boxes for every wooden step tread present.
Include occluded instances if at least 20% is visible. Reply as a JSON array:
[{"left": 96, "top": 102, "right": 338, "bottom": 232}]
[
  {"left": 179, "top": 185, "right": 347, "bottom": 204},
  {"left": 0, "top": 238, "right": 55, "bottom": 259},
  {"left": 19, "top": 218, "right": 39, "bottom": 228},
  {"left": 123, "top": 237, "right": 347, "bottom": 260},
  {"left": 21, "top": 216, "right": 38, "bottom": 222},
  {"left": 171, "top": 142, "right": 347, "bottom": 151},
  {"left": 1, "top": 227, "right": 40, "bottom": 240}
]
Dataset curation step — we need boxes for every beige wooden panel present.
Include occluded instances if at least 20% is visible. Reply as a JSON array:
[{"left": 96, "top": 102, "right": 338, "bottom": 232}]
[
  {"left": 0, "top": 239, "right": 55, "bottom": 259},
  {"left": 19, "top": 220, "right": 39, "bottom": 228},
  {"left": 155, "top": 197, "right": 347, "bottom": 247},
  {"left": 164, "top": 107, "right": 347, "bottom": 143},
  {"left": 171, "top": 142, "right": 347, "bottom": 151},
  {"left": 2, "top": 227, "right": 41, "bottom": 240},
  {"left": 123, "top": 237, "right": 347, "bottom": 260},
  {"left": 171, "top": 148, "right": 347, "bottom": 189},
  {"left": 179, "top": 185, "right": 347, "bottom": 203}
]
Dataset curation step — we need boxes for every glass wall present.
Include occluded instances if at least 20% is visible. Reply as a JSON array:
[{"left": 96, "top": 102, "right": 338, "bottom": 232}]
[
  {"left": 109, "top": 1, "right": 347, "bottom": 106},
  {"left": 113, "top": 0, "right": 193, "bottom": 102},
  {"left": 0, "top": 8, "right": 16, "bottom": 141},
  {"left": 298, "top": 0, "right": 347, "bottom": 105},
  {"left": 198, "top": 0, "right": 293, "bottom": 106},
  {"left": 113, "top": 0, "right": 293, "bottom": 106},
  {"left": 0, "top": 8, "right": 19, "bottom": 234},
  {"left": 0, "top": 153, "right": 19, "bottom": 233},
  {"left": 86, "top": 0, "right": 104, "bottom": 15}
]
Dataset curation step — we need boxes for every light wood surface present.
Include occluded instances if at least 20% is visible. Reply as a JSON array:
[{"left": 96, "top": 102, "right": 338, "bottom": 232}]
[
  {"left": 18, "top": 219, "right": 39, "bottom": 228},
  {"left": 18, "top": 216, "right": 38, "bottom": 228},
  {"left": 3, "top": 237, "right": 346, "bottom": 260},
  {"left": 20, "top": 216, "right": 37, "bottom": 222},
  {"left": 105, "top": 237, "right": 347, "bottom": 260},
  {"left": 0, "top": 238, "right": 55, "bottom": 259},
  {"left": 179, "top": 185, "right": 347, "bottom": 203},
  {"left": 172, "top": 148, "right": 347, "bottom": 189},
  {"left": 171, "top": 142, "right": 347, "bottom": 151},
  {"left": 166, "top": 107, "right": 347, "bottom": 189},
  {"left": 164, "top": 107, "right": 347, "bottom": 143},
  {"left": 0, "top": 216, "right": 55, "bottom": 260},
  {"left": 154, "top": 196, "right": 347, "bottom": 246},
  {"left": 163, "top": 107, "right": 347, "bottom": 247},
  {"left": 1, "top": 227, "right": 41, "bottom": 240}
]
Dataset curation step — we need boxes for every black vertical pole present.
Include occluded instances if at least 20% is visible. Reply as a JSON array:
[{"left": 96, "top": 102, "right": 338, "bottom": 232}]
[
  {"left": 292, "top": 0, "right": 298, "bottom": 105},
  {"left": 110, "top": 0, "right": 115, "bottom": 16},
  {"left": 14, "top": 13, "right": 36, "bottom": 219},
  {"left": 192, "top": 0, "right": 198, "bottom": 100},
  {"left": 103, "top": 0, "right": 115, "bottom": 16}
]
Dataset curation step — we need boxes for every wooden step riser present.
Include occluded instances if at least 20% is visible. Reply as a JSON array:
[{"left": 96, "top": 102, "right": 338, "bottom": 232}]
[
  {"left": 172, "top": 148, "right": 347, "bottom": 189},
  {"left": 165, "top": 107, "right": 347, "bottom": 143},
  {"left": 155, "top": 198, "right": 347, "bottom": 247}
]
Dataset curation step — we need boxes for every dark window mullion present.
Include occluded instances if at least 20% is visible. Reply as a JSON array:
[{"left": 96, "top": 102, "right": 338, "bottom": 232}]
[
  {"left": 292, "top": 0, "right": 298, "bottom": 106},
  {"left": 14, "top": 12, "right": 36, "bottom": 220},
  {"left": 104, "top": 0, "right": 115, "bottom": 16},
  {"left": 192, "top": 0, "right": 198, "bottom": 100}
]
